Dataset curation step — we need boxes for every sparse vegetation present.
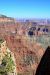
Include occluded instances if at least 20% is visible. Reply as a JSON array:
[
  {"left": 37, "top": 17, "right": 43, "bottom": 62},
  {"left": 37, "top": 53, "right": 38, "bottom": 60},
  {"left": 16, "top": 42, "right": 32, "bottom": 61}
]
[
  {"left": 0, "top": 52, "right": 15, "bottom": 75},
  {"left": 23, "top": 53, "right": 36, "bottom": 66},
  {"left": 0, "top": 39, "right": 4, "bottom": 43}
]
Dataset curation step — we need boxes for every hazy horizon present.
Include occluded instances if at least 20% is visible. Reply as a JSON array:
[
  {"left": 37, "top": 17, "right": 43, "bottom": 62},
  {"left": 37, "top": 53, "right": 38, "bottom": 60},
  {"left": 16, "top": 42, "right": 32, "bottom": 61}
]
[{"left": 0, "top": 0, "right": 50, "bottom": 19}]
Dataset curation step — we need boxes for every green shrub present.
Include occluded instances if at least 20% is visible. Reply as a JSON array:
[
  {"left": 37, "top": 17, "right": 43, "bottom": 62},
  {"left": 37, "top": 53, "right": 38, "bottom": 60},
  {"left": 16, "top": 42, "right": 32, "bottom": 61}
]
[{"left": 0, "top": 52, "right": 15, "bottom": 75}]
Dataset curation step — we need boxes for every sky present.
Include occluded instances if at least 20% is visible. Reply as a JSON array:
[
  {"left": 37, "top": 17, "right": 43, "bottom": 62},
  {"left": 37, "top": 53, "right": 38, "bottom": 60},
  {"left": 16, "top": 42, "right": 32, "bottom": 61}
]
[{"left": 0, "top": 0, "right": 50, "bottom": 18}]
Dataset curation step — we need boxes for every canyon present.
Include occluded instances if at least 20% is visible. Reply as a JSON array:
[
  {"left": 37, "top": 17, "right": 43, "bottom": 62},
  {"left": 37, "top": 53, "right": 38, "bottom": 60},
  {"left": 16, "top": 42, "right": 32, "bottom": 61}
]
[{"left": 0, "top": 15, "right": 50, "bottom": 75}]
